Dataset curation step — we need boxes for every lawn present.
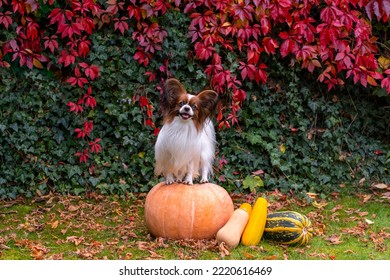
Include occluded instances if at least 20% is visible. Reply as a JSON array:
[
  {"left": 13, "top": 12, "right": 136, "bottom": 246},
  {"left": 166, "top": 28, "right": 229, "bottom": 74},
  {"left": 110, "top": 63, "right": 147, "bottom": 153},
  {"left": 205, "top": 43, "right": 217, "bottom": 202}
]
[{"left": 0, "top": 187, "right": 389, "bottom": 260}]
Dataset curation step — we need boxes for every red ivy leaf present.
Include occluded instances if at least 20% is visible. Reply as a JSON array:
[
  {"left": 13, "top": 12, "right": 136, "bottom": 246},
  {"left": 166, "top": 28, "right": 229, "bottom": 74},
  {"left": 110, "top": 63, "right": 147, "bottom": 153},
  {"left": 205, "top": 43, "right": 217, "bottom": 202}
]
[
  {"left": 238, "top": 62, "right": 256, "bottom": 81},
  {"left": 280, "top": 36, "right": 299, "bottom": 58},
  {"left": 58, "top": 22, "right": 83, "bottom": 39},
  {"left": 84, "top": 121, "right": 93, "bottom": 134},
  {"left": 80, "top": 63, "right": 100, "bottom": 80},
  {"left": 133, "top": 48, "right": 150, "bottom": 66},
  {"left": 260, "top": 16, "right": 270, "bottom": 35},
  {"left": 78, "top": 38, "right": 91, "bottom": 57},
  {"left": 304, "top": 59, "right": 322, "bottom": 73},
  {"left": 114, "top": 17, "right": 129, "bottom": 34},
  {"left": 89, "top": 138, "right": 102, "bottom": 153},
  {"left": 12, "top": 0, "right": 26, "bottom": 15},
  {"left": 194, "top": 42, "right": 215, "bottom": 61},
  {"left": 231, "top": 1, "right": 254, "bottom": 22},
  {"left": 106, "top": 0, "right": 125, "bottom": 14},
  {"left": 153, "top": 127, "right": 160, "bottom": 137},
  {"left": 66, "top": 66, "right": 88, "bottom": 88},
  {"left": 138, "top": 96, "right": 149, "bottom": 108},
  {"left": 67, "top": 102, "right": 84, "bottom": 114},
  {"left": 48, "top": 8, "right": 74, "bottom": 26},
  {"left": 219, "top": 156, "right": 227, "bottom": 170},
  {"left": 153, "top": 0, "right": 171, "bottom": 15},
  {"left": 320, "top": 4, "right": 344, "bottom": 23},
  {"left": 43, "top": 35, "right": 59, "bottom": 53},
  {"left": 0, "top": 11, "right": 13, "bottom": 29},
  {"left": 262, "top": 37, "right": 279, "bottom": 55},
  {"left": 365, "top": 0, "right": 390, "bottom": 22},
  {"left": 84, "top": 95, "right": 96, "bottom": 109},
  {"left": 255, "top": 64, "right": 268, "bottom": 84},
  {"left": 127, "top": 4, "right": 141, "bottom": 21},
  {"left": 277, "top": 0, "right": 292, "bottom": 9},
  {"left": 58, "top": 50, "right": 77, "bottom": 67},
  {"left": 75, "top": 149, "right": 90, "bottom": 163},
  {"left": 74, "top": 121, "right": 93, "bottom": 138},
  {"left": 26, "top": 17, "right": 39, "bottom": 40},
  {"left": 381, "top": 69, "right": 390, "bottom": 93},
  {"left": 145, "top": 118, "right": 154, "bottom": 127},
  {"left": 144, "top": 71, "right": 156, "bottom": 82},
  {"left": 233, "top": 88, "right": 246, "bottom": 102}
]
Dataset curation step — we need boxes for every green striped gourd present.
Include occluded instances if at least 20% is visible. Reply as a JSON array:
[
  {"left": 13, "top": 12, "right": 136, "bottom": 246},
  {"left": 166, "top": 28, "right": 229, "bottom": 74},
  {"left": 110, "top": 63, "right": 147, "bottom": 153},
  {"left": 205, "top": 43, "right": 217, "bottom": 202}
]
[{"left": 263, "top": 211, "right": 313, "bottom": 246}]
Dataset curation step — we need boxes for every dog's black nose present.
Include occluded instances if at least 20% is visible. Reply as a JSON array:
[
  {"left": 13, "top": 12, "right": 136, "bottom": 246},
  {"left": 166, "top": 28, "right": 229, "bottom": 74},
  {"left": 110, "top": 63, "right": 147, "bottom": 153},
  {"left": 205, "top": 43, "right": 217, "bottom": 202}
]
[{"left": 183, "top": 106, "right": 190, "bottom": 112}]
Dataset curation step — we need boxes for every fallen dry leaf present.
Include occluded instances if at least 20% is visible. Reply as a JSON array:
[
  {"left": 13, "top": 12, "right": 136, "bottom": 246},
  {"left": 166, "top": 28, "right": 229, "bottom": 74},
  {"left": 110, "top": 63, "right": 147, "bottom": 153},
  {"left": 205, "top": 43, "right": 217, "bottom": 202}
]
[
  {"left": 252, "top": 170, "right": 265, "bottom": 175},
  {"left": 330, "top": 212, "right": 340, "bottom": 222},
  {"left": 31, "top": 244, "right": 49, "bottom": 260},
  {"left": 330, "top": 204, "right": 343, "bottom": 212},
  {"left": 0, "top": 244, "right": 10, "bottom": 250},
  {"left": 312, "top": 200, "right": 328, "bottom": 208},
  {"left": 68, "top": 205, "right": 80, "bottom": 212},
  {"left": 308, "top": 251, "right": 328, "bottom": 259},
  {"left": 76, "top": 248, "right": 94, "bottom": 259},
  {"left": 381, "top": 192, "right": 390, "bottom": 198},
  {"left": 358, "top": 211, "right": 369, "bottom": 217},
  {"left": 341, "top": 221, "right": 368, "bottom": 237},
  {"left": 124, "top": 252, "right": 132, "bottom": 260},
  {"left": 293, "top": 248, "right": 305, "bottom": 254},
  {"left": 218, "top": 242, "right": 230, "bottom": 258},
  {"left": 343, "top": 249, "right": 356, "bottom": 254},
  {"left": 50, "top": 220, "right": 59, "bottom": 229},
  {"left": 242, "top": 251, "right": 255, "bottom": 259},
  {"left": 361, "top": 194, "right": 372, "bottom": 203},
  {"left": 137, "top": 241, "right": 152, "bottom": 251},
  {"left": 372, "top": 183, "right": 388, "bottom": 189},
  {"left": 324, "top": 234, "right": 343, "bottom": 245},
  {"left": 66, "top": 236, "right": 85, "bottom": 246},
  {"left": 47, "top": 253, "right": 64, "bottom": 260},
  {"left": 147, "top": 250, "right": 164, "bottom": 260},
  {"left": 262, "top": 255, "right": 278, "bottom": 260},
  {"left": 306, "top": 192, "right": 318, "bottom": 199}
]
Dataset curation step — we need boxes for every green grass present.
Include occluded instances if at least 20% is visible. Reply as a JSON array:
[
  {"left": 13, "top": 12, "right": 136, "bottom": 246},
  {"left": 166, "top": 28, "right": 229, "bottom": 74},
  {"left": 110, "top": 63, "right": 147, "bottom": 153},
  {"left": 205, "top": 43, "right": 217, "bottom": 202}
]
[{"left": 0, "top": 191, "right": 389, "bottom": 260}]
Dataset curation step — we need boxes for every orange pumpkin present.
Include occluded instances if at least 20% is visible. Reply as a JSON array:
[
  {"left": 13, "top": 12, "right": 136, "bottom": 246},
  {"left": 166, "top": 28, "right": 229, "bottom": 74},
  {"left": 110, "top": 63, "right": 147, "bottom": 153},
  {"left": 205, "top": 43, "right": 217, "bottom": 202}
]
[{"left": 144, "top": 182, "right": 234, "bottom": 240}]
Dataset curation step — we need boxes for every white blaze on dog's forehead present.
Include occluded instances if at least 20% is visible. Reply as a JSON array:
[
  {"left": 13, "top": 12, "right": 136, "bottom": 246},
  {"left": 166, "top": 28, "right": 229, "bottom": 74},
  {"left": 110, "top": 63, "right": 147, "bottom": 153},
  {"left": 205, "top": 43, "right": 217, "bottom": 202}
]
[{"left": 178, "top": 93, "right": 193, "bottom": 104}]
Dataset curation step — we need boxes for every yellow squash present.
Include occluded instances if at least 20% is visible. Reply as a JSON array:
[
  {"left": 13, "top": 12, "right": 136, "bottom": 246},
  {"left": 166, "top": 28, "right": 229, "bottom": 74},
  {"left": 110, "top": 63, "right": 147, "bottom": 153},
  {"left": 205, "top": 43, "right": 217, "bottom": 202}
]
[
  {"left": 241, "top": 197, "right": 268, "bottom": 246},
  {"left": 239, "top": 202, "right": 252, "bottom": 214}
]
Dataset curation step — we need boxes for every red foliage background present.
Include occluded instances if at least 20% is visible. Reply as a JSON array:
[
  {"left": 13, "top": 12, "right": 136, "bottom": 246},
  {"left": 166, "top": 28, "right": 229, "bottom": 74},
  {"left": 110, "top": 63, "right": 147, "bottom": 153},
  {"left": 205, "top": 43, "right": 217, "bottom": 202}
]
[{"left": 1, "top": 0, "right": 389, "bottom": 164}]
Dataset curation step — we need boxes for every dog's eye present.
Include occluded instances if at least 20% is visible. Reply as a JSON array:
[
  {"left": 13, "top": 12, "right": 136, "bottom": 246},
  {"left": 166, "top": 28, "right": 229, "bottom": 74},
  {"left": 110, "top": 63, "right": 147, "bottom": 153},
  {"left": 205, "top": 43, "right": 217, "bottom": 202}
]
[
  {"left": 191, "top": 104, "right": 197, "bottom": 110},
  {"left": 179, "top": 101, "right": 186, "bottom": 107}
]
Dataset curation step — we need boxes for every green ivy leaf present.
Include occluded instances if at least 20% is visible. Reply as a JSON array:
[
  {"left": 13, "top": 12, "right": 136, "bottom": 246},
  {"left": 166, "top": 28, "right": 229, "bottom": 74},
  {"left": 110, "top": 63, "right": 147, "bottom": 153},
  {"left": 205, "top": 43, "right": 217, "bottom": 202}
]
[{"left": 242, "top": 175, "right": 264, "bottom": 193}]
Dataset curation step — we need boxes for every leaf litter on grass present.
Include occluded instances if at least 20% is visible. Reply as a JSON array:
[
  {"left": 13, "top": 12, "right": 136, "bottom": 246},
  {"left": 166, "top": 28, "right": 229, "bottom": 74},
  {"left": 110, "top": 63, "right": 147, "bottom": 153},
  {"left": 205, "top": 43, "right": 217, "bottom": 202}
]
[{"left": 0, "top": 188, "right": 389, "bottom": 260}]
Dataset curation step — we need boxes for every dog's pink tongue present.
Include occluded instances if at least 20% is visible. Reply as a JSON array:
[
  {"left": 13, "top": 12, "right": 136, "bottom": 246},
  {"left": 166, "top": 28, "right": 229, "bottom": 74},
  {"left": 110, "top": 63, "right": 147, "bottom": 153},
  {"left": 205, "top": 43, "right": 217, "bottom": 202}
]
[{"left": 181, "top": 113, "right": 190, "bottom": 120}]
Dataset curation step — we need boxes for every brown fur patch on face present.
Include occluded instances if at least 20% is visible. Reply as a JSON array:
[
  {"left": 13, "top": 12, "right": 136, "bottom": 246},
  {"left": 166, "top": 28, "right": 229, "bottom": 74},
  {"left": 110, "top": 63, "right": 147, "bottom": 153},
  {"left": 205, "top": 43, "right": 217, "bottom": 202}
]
[{"left": 160, "top": 79, "right": 218, "bottom": 129}]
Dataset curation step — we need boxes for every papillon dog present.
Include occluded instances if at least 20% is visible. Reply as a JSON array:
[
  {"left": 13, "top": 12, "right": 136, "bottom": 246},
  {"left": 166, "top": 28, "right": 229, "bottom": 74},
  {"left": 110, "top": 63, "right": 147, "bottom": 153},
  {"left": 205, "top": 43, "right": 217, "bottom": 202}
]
[{"left": 155, "top": 78, "right": 219, "bottom": 185}]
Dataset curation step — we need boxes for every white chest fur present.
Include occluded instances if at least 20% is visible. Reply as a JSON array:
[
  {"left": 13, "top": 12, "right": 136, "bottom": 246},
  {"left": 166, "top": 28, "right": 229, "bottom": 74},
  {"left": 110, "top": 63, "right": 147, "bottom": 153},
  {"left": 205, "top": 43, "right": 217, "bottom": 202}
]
[{"left": 154, "top": 116, "right": 216, "bottom": 184}]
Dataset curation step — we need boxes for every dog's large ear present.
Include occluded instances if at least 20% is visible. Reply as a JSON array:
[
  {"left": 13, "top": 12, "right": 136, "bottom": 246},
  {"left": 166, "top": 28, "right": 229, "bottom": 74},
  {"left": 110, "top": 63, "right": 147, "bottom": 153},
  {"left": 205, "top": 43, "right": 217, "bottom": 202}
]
[
  {"left": 161, "top": 78, "right": 186, "bottom": 109},
  {"left": 197, "top": 90, "right": 219, "bottom": 119}
]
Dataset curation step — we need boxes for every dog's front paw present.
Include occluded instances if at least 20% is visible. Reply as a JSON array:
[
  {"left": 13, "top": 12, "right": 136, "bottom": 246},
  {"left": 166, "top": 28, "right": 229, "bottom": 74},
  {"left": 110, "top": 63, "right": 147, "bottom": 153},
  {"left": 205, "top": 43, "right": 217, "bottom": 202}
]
[
  {"left": 182, "top": 178, "right": 193, "bottom": 185},
  {"left": 199, "top": 179, "right": 209, "bottom": 184},
  {"left": 182, "top": 173, "right": 193, "bottom": 185},
  {"left": 165, "top": 174, "right": 175, "bottom": 185}
]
